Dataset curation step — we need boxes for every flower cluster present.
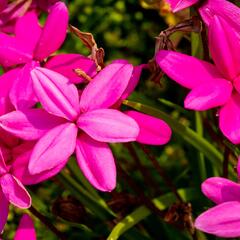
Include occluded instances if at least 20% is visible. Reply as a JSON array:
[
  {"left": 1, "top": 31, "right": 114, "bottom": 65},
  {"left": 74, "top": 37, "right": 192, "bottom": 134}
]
[
  {"left": 159, "top": 0, "right": 240, "bottom": 237},
  {"left": 0, "top": 0, "right": 172, "bottom": 236}
]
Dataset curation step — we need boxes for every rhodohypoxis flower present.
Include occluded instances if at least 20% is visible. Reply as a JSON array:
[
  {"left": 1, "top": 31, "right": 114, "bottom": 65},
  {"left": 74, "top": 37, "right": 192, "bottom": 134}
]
[
  {"left": 157, "top": 15, "right": 240, "bottom": 144},
  {"left": 166, "top": 0, "right": 240, "bottom": 32},
  {"left": 112, "top": 60, "right": 172, "bottom": 145},
  {"left": 195, "top": 160, "right": 240, "bottom": 237},
  {"left": 0, "top": 63, "right": 140, "bottom": 191},
  {"left": 0, "top": 3, "right": 97, "bottom": 110},
  {"left": 0, "top": 2, "right": 68, "bottom": 109},
  {"left": 14, "top": 214, "right": 36, "bottom": 240},
  {"left": 0, "top": 146, "right": 31, "bottom": 233}
]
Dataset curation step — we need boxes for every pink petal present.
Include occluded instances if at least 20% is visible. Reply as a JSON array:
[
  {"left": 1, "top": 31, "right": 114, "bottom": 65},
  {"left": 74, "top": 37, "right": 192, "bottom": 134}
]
[
  {"left": 166, "top": 0, "right": 198, "bottom": 12},
  {"left": 14, "top": 214, "right": 36, "bottom": 240},
  {"left": 77, "top": 109, "right": 139, "bottom": 143},
  {"left": 0, "top": 0, "right": 31, "bottom": 33},
  {"left": 0, "top": 33, "right": 31, "bottom": 67},
  {"left": 0, "top": 109, "right": 66, "bottom": 140},
  {"left": 45, "top": 53, "right": 97, "bottom": 83},
  {"left": 208, "top": 16, "right": 240, "bottom": 80},
  {"left": 199, "top": 0, "right": 240, "bottom": 31},
  {"left": 0, "top": 67, "right": 19, "bottom": 115},
  {"left": 0, "top": 189, "right": 9, "bottom": 233},
  {"left": 79, "top": 63, "right": 133, "bottom": 112},
  {"left": 76, "top": 134, "right": 116, "bottom": 191},
  {"left": 219, "top": 93, "right": 240, "bottom": 144},
  {"left": 0, "top": 146, "right": 8, "bottom": 176},
  {"left": 36, "top": 0, "right": 59, "bottom": 11},
  {"left": 195, "top": 201, "right": 240, "bottom": 237},
  {"left": 11, "top": 141, "right": 66, "bottom": 185},
  {"left": 0, "top": 174, "right": 31, "bottom": 208},
  {"left": 9, "top": 61, "right": 39, "bottom": 110},
  {"left": 0, "top": 0, "right": 7, "bottom": 12},
  {"left": 120, "top": 64, "right": 144, "bottom": 101},
  {"left": 156, "top": 50, "right": 222, "bottom": 89},
  {"left": 184, "top": 78, "right": 232, "bottom": 111},
  {"left": 34, "top": 2, "right": 69, "bottom": 60},
  {"left": 15, "top": 11, "right": 42, "bottom": 56},
  {"left": 125, "top": 110, "right": 172, "bottom": 145},
  {"left": 31, "top": 67, "right": 80, "bottom": 121},
  {"left": 29, "top": 123, "right": 77, "bottom": 175},
  {"left": 201, "top": 177, "right": 240, "bottom": 204},
  {"left": 0, "top": 128, "right": 19, "bottom": 148}
]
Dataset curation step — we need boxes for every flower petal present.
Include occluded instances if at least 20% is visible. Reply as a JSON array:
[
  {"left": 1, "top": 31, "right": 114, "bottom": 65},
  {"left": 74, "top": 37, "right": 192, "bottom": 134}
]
[
  {"left": 166, "top": 0, "right": 198, "bottom": 12},
  {"left": 45, "top": 53, "right": 97, "bottom": 83},
  {"left": 15, "top": 11, "right": 42, "bottom": 56},
  {"left": 29, "top": 123, "right": 77, "bottom": 175},
  {"left": 0, "top": 33, "right": 31, "bottom": 67},
  {"left": 0, "top": 109, "right": 65, "bottom": 140},
  {"left": 11, "top": 141, "right": 66, "bottom": 185},
  {"left": 184, "top": 78, "right": 232, "bottom": 111},
  {"left": 120, "top": 64, "right": 145, "bottom": 101},
  {"left": 195, "top": 201, "right": 240, "bottom": 237},
  {"left": 0, "top": 67, "right": 19, "bottom": 115},
  {"left": 199, "top": 0, "right": 240, "bottom": 31},
  {"left": 76, "top": 134, "right": 116, "bottom": 191},
  {"left": 0, "top": 174, "right": 31, "bottom": 208},
  {"left": 10, "top": 61, "right": 39, "bottom": 110},
  {"left": 34, "top": 2, "right": 69, "bottom": 60},
  {"left": 14, "top": 214, "right": 36, "bottom": 240},
  {"left": 219, "top": 93, "right": 240, "bottom": 144},
  {"left": 79, "top": 63, "right": 133, "bottom": 111},
  {"left": 156, "top": 50, "right": 221, "bottom": 89},
  {"left": 208, "top": 16, "right": 240, "bottom": 80},
  {"left": 125, "top": 110, "right": 172, "bottom": 145},
  {"left": 77, "top": 109, "right": 139, "bottom": 143},
  {"left": 201, "top": 177, "right": 240, "bottom": 204},
  {"left": 0, "top": 189, "right": 9, "bottom": 233},
  {"left": 31, "top": 67, "right": 80, "bottom": 121}
]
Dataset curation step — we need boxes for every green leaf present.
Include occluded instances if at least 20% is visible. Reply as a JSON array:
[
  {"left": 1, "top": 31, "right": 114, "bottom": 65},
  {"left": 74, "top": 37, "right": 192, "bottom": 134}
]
[
  {"left": 107, "top": 188, "right": 199, "bottom": 240},
  {"left": 123, "top": 100, "right": 225, "bottom": 175}
]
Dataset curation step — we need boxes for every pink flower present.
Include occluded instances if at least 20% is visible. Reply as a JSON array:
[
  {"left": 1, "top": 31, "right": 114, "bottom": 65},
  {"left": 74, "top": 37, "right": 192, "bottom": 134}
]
[
  {"left": 166, "top": 0, "right": 240, "bottom": 31},
  {"left": 195, "top": 158, "right": 240, "bottom": 237},
  {"left": 0, "top": 145, "right": 31, "bottom": 233},
  {"left": 156, "top": 15, "right": 240, "bottom": 144},
  {"left": 0, "top": 63, "right": 140, "bottom": 192},
  {"left": 112, "top": 60, "right": 172, "bottom": 145},
  {"left": 0, "top": 0, "right": 31, "bottom": 33},
  {"left": 14, "top": 214, "right": 36, "bottom": 240},
  {"left": 165, "top": 0, "right": 198, "bottom": 13}
]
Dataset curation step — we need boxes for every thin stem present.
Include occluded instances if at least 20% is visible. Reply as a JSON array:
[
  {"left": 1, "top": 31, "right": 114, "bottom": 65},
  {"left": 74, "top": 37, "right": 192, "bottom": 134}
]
[
  {"left": 124, "top": 143, "right": 162, "bottom": 196},
  {"left": 29, "top": 206, "right": 66, "bottom": 240},
  {"left": 117, "top": 163, "right": 165, "bottom": 218},
  {"left": 139, "top": 144, "right": 183, "bottom": 203}
]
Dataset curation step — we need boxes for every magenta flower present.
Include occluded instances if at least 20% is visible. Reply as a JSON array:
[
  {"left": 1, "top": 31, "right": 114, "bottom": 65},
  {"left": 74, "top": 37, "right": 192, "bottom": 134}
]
[
  {"left": 166, "top": 0, "right": 240, "bottom": 31},
  {"left": 0, "top": 2, "right": 69, "bottom": 110},
  {"left": 0, "top": 0, "right": 31, "bottom": 33},
  {"left": 0, "top": 63, "right": 140, "bottom": 191},
  {"left": 14, "top": 214, "right": 36, "bottom": 240},
  {"left": 0, "top": 4, "right": 97, "bottom": 110},
  {"left": 195, "top": 161, "right": 240, "bottom": 238},
  {"left": 112, "top": 60, "right": 172, "bottom": 145},
  {"left": 156, "top": 15, "right": 240, "bottom": 144},
  {"left": 0, "top": 145, "right": 31, "bottom": 233}
]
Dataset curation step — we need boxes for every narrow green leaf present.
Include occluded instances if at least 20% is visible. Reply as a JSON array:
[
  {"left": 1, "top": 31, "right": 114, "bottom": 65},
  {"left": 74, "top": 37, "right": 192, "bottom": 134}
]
[
  {"left": 107, "top": 188, "right": 199, "bottom": 240},
  {"left": 123, "top": 100, "right": 224, "bottom": 174}
]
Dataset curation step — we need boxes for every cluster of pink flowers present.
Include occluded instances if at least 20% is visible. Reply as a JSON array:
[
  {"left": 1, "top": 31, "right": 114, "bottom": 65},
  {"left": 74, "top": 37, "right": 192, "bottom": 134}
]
[
  {"left": 0, "top": 0, "right": 172, "bottom": 237},
  {"left": 159, "top": 0, "right": 240, "bottom": 237}
]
